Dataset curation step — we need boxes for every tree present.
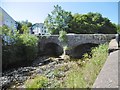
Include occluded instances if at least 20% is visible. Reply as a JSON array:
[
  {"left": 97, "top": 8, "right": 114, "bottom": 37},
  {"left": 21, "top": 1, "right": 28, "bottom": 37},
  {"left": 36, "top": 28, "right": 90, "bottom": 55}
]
[
  {"left": 21, "top": 24, "right": 29, "bottom": 34},
  {"left": 44, "top": 5, "right": 73, "bottom": 34},
  {"left": 69, "top": 12, "right": 117, "bottom": 34},
  {"left": 16, "top": 20, "right": 32, "bottom": 34},
  {"left": 2, "top": 25, "right": 38, "bottom": 70},
  {"left": 44, "top": 5, "right": 117, "bottom": 34}
]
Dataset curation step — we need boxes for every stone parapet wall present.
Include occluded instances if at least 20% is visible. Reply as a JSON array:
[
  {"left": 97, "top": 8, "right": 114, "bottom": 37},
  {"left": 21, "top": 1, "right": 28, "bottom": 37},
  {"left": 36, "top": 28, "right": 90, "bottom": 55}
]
[
  {"left": 39, "top": 34, "right": 116, "bottom": 50},
  {"left": 38, "top": 34, "right": 116, "bottom": 57}
]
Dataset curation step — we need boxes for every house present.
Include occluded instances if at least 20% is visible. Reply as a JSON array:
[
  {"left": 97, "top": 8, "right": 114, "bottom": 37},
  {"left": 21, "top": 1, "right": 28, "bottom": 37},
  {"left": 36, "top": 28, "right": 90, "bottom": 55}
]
[
  {"left": 0, "top": 7, "right": 18, "bottom": 45},
  {"left": 0, "top": 7, "right": 17, "bottom": 30},
  {"left": 30, "top": 23, "right": 49, "bottom": 35}
]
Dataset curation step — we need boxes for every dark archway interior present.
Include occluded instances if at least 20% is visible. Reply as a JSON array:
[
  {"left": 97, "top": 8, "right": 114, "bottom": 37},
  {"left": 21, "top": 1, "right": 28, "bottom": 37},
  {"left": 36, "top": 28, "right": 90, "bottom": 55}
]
[
  {"left": 70, "top": 43, "right": 98, "bottom": 58},
  {"left": 43, "top": 43, "right": 63, "bottom": 57}
]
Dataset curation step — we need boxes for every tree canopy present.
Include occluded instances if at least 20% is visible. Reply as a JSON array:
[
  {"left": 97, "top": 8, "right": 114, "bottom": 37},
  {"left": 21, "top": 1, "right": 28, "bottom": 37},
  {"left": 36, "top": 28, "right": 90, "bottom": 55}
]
[
  {"left": 70, "top": 12, "right": 117, "bottom": 34},
  {"left": 44, "top": 5, "right": 73, "bottom": 34},
  {"left": 16, "top": 20, "right": 32, "bottom": 34},
  {"left": 44, "top": 5, "right": 117, "bottom": 34}
]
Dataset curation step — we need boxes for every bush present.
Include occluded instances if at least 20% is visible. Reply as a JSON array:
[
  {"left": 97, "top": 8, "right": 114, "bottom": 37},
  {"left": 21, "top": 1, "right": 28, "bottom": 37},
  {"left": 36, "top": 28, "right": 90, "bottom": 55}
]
[
  {"left": 16, "top": 34, "right": 38, "bottom": 61},
  {"left": 2, "top": 25, "right": 38, "bottom": 70},
  {"left": 25, "top": 75, "right": 48, "bottom": 89}
]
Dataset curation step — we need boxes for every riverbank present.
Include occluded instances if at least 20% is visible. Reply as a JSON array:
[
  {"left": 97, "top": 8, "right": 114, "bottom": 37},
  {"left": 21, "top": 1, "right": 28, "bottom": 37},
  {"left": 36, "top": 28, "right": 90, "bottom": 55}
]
[{"left": 1, "top": 43, "right": 108, "bottom": 89}]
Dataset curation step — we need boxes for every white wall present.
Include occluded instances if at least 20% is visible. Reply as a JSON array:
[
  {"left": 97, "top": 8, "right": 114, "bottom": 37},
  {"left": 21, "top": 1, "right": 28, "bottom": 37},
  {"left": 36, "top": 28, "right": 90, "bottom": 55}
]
[
  {"left": 0, "top": 7, "right": 17, "bottom": 45},
  {"left": 0, "top": 7, "right": 17, "bottom": 30},
  {"left": 31, "top": 23, "right": 49, "bottom": 35}
]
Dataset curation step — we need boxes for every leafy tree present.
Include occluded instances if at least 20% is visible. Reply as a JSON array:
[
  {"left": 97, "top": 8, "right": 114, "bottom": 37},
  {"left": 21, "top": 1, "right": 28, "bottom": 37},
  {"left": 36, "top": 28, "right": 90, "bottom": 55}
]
[
  {"left": 43, "top": 5, "right": 118, "bottom": 58},
  {"left": 70, "top": 12, "right": 117, "bottom": 34},
  {"left": 44, "top": 5, "right": 73, "bottom": 34},
  {"left": 16, "top": 20, "right": 32, "bottom": 34},
  {"left": 2, "top": 25, "right": 38, "bottom": 70},
  {"left": 21, "top": 24, "right": 29, "bottom": 34},
  {"left": 17, "top": 33, "right": 38, "bottom": 61},
  {"left": 44, "top": 5, "right": 117, "bottom": 34}
]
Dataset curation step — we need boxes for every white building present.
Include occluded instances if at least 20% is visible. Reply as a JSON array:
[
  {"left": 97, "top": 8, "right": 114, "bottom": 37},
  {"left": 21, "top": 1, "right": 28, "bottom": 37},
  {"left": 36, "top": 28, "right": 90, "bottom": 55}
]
[
  {"left": 30, "top": 23, "right": 49, "bottom": 35},
  {"left": 0, "top": 7, "right": 17, "bottom": 30},
  {"left": 0, "top": 7, "right": 17, "bottom": 45}
]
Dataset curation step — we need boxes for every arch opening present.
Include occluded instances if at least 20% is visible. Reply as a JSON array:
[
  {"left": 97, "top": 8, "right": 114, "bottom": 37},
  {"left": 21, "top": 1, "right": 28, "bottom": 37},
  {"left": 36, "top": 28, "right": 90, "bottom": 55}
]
[
  {"left": 43, "top": 43, "right": 63, "bottom": 57},
  {"left": 70, "top": 43, "right": 98, "bottom": 58}
]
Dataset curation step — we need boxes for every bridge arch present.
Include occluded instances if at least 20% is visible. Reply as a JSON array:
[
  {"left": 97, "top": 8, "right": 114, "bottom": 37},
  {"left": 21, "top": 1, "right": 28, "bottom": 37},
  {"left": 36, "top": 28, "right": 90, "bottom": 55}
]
[
  {"left": 43, "top": 42, "right": 63, "bottom": 57},
  {"left": 38, "top": 34, "right": 116, "bottom": 58},
  {"left": 69, "top": 43, "right": 98, "bottom": 58}
]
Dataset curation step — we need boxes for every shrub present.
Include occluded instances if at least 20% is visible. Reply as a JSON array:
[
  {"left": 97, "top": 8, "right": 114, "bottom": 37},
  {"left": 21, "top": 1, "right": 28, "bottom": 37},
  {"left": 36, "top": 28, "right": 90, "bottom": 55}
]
[
  {"left": 2, "top": 25, "right": 39, "bottom": 70},
  {"left": 16, "top": 34, "right": 38, "bottom": 61},
  {"left": 18, "top": 34, "right": 38, "bottom": 47},
  {"left": 25, "top": 75, "right": 48, "bottom": 89}
]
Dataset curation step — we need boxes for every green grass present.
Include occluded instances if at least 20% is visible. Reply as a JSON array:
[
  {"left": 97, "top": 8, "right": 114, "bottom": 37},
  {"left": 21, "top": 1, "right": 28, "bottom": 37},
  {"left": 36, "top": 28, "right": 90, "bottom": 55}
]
[
  {"left": 25, "top": 75, "right": 48, "bottom": 90},
  {"left": 63, "top": 43, "right": 108, "bottom": 88}
]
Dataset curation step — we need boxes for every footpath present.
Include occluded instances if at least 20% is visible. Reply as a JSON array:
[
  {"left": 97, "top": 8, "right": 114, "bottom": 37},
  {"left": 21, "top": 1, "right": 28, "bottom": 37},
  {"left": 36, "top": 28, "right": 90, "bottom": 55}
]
[{"left": 93, "top": 39, "right": 119, "bottom": 88}]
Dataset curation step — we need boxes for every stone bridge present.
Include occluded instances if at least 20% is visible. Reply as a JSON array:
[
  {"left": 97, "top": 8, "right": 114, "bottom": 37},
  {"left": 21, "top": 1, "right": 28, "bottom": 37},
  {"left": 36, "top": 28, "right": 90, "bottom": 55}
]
[{"left": 38, "top": 34, "right": 116, "bottom": 58}]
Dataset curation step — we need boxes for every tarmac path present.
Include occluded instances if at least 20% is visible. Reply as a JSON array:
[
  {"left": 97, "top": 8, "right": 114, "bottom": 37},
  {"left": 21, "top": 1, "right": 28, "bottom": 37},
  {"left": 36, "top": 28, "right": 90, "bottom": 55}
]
[{"left": 93, "top": 39, "right": 119, "bottom": 88}]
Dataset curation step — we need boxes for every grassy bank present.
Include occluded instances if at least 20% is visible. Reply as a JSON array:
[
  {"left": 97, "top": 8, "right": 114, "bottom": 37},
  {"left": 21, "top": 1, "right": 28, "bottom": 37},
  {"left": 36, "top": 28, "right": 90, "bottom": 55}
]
[
  {"left": 63, "top": 43, "right": 108, "bottom": 88},
  {"left": 25, "top": 43, "right": 108, "bottom": 88}
]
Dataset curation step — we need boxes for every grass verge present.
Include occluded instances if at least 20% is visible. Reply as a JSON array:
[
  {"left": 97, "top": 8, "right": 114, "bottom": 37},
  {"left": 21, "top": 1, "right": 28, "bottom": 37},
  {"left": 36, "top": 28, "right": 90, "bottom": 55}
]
[{"left": 63, "top": 43, "right": 108, "bottom": 88}]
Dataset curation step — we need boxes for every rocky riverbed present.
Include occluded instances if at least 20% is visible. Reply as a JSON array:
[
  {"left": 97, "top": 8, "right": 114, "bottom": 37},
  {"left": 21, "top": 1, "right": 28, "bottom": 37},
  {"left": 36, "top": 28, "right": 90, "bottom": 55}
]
[{"left": 1, "top": 55, "right": 71, "bottom": 89}]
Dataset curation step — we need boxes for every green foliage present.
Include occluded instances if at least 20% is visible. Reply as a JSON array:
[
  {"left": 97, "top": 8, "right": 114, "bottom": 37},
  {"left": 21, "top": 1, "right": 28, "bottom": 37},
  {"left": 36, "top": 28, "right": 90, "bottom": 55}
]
[
  {"left": 16, "top": 20, "right": 32, "bottom": 34},
  {"left": 23, "top": 44, "right": 108, "bottom": 88},
  {"left": 58, "top": 30, "right": 68, "bottom": 55},
  {"left": 64, "top": 44, "right": 108, "bottom": 88},
  {"left": 65, "top": 71, "right": 87, "bottom": 88},
  {"left": 18, "top": 34, "right": 38, "bottom": 47},
  {"left": 44, "top": 5, "right": 117, "bottom": 34},
  {"left": 0, "top": 25, "right": 19, "bottom": 45},
  {"left": 70, "top": 12, "right": 117, "bottom": 34},
  {"left": 16, "top": 34, "right": 38, "bottom": 61},
  {"left": 2, "top": 25, "right": 38, "bottom": 70},
  {"left": 44, "top": 5, "right": 73, "bottom": 34},
  {"left": 53, "top": 69, "right": 60, "bottom": 77},
  {"left": 25, "top": 75, "right": 48, "bottom": 89},
  {"left": 58, "top": 30, "right": 67, "bottom": 43},
  {"left": 0, "top": 25, "right": 10, "bottom": 35},
  {"left": 21, "top": 24, "right": 29, "bottom": 34}
]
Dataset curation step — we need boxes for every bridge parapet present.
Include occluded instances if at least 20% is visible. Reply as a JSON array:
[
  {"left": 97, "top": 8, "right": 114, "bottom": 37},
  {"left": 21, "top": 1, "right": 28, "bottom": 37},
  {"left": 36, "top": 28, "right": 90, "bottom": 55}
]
[{"left": 38, "top": 34, "right": 116, "bottom": 54}]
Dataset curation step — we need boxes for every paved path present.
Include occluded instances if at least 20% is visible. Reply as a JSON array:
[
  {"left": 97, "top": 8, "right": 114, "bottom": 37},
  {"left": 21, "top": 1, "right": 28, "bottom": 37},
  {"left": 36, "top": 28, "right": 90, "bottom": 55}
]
[
  {"left": 93, "top": 50, "right": 119, "bottom": 88},
  {"left": 93, "top": 39, "right": 119, "bottom": 88}
]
